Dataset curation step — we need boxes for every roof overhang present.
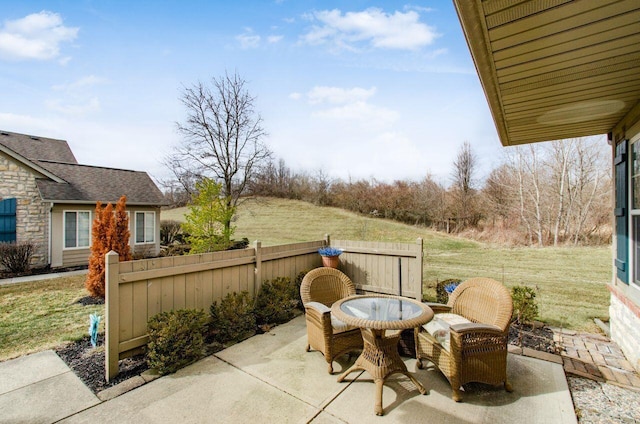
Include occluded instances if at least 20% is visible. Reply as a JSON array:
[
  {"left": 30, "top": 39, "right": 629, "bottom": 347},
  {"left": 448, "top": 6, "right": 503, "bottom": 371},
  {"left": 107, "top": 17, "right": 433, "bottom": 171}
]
[{"left": 453, "top": 0, "right": 640, "bottom": 146}]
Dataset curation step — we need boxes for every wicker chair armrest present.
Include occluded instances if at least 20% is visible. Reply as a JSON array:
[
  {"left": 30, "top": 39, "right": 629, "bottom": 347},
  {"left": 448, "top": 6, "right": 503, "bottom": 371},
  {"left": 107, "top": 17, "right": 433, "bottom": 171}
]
[
  {"left": 450, "top": 322, "right": 503, "bottom": 335},
  {"left": 305, "top": 301, "right": 331, "bottom": 314},
  {"left": 424, "top": 302, "right": 452, "bottom": 314}
]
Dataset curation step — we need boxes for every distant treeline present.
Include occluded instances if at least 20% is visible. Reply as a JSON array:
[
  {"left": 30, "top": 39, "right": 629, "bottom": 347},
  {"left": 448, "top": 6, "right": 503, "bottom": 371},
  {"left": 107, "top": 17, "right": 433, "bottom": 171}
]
[{"left": 162, "top": 137, "right": 612, "bottom": 247}]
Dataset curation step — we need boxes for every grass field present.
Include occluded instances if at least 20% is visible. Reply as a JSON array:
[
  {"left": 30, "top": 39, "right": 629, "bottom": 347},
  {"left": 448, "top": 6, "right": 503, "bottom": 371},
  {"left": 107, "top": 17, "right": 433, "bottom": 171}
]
[{"left": 1, "top": 197, "right": 611, "bottom": 361}]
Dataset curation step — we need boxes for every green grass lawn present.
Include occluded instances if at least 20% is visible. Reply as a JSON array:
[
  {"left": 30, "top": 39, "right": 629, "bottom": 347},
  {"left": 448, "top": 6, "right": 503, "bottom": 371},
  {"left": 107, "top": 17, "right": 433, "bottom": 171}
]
[
  {"left": 1, "top": 197, "right": 611, "bottom": 361},
  {"left": 0, "top": 275, "right": 102, "bottom": 361}
]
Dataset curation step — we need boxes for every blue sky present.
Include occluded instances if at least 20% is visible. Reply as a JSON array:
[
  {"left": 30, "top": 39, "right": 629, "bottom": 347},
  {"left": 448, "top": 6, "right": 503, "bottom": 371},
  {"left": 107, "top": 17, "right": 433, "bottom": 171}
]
[{"left": 0, "top": 1, "right": 504, "bottom": 185}]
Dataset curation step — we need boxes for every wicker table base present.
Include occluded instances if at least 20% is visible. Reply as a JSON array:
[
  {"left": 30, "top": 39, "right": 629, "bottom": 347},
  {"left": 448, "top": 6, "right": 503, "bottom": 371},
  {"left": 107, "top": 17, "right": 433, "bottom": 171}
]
[{"left": 337, "top": 328, "right": 427, "bottom": 416}]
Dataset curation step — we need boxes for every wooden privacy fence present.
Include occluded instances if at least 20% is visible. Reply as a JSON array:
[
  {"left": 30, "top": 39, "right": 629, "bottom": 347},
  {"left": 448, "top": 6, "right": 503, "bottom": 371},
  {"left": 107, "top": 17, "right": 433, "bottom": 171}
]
[{"left": 105, "top": 236, "right": 423, "bottom": 380}]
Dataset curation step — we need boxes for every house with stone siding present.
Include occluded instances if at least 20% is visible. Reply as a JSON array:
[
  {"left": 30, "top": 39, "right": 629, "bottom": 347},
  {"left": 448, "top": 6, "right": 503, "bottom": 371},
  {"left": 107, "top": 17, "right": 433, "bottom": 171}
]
[{"left": 0, "top": 130, "right": 166, "bottom": 269}]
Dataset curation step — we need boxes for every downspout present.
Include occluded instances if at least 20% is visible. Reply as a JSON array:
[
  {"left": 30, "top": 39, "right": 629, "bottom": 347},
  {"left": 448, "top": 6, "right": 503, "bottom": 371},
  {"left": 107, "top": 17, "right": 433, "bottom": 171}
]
[{"left": 48, "top": 203, "right": 53, "bottom": 267}]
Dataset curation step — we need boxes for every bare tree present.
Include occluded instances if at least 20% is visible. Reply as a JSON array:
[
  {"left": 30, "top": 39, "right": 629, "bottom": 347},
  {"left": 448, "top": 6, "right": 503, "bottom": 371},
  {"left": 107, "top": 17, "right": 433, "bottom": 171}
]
[
  {"left": 451, "top": 141, "right": 479, "bottom": 229},
  {"left": 169, "top": 71, "right": 272, "bottom": 240}
]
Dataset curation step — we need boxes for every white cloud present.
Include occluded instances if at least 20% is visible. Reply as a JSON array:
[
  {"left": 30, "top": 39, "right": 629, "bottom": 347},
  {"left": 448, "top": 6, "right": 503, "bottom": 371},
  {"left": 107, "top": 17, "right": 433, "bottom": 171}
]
[
  {"left": 288, "top": 92, "right": 302, "bottom": 100},
  {"left": 307, "top": 86, "right": 376, "bottom": 105},
  {"left": 0, "top": 11, "right": 78, "bottom": 61},
  {"left": 267, "top": 35, "right": 283, "bottom": 44},
  {"left": 236, "top": 28, "right": 261, "bottom": 49},
  {"left": 305, "top": 85, "right": 398, "bottom": 131},
  {"left": 52, "top": 75, "right": 107, "bottom": 91},
  {"left": 301, "top": 8, "right": 438, "bottom": 51},
  {"left": 312, "top": 100, "right": 398, "bottom": 130},
  {"left": 45, "top": 97, "right": 101, "bottom": 115}
]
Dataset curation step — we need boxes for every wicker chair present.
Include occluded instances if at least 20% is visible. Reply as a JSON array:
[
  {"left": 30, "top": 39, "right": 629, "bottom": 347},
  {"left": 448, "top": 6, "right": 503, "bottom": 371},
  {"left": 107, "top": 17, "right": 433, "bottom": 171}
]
[
  {"left": 300, "top": 267, "right": 363, "bottom": 373},
  {"left": 415, "top": 277, "right": 513, "bottom": 401}
]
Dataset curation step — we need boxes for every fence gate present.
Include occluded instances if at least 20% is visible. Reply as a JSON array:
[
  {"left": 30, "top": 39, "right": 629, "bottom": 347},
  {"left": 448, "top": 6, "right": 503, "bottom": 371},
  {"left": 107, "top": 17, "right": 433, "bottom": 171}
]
[{"left": 0, "top": 198, "right": 16, "bottom": 243}]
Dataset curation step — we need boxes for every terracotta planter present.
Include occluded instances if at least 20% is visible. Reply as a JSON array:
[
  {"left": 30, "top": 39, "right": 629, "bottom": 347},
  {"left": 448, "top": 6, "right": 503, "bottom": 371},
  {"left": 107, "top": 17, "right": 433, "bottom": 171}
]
[{"left": 321, "top": 255, "right": 340, "bottom": 268}]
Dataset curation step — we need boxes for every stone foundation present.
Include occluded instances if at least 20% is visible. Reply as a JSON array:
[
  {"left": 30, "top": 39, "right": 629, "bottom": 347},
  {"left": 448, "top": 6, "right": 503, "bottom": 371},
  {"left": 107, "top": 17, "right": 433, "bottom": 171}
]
[{"left": 609, "top": 291, "right": 640, "bottom": 373}]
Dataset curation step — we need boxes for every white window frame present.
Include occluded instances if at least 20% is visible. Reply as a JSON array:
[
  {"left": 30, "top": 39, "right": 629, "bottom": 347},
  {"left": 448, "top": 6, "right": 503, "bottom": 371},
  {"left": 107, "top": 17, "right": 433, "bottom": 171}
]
[
  {"left": 135, "top": 211, "right": 155, "bottom": 244},
  {"left": 63, "top": 210, "right": 91, "bottom": 250}
]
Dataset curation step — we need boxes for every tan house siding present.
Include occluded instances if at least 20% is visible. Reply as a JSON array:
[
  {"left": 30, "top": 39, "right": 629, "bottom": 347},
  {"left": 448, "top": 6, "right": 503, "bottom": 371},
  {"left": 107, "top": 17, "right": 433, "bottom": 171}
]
[
  {"left": 50, "top": 204, "right": 161, "bottom": 267},
  {"left": 0, "top": 152, "right": 49, "bottom": 267}
]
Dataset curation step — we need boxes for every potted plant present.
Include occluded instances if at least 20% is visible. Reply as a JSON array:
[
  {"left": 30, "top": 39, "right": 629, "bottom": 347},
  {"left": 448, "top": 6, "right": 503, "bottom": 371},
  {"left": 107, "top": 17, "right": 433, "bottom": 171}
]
[{"left": 318, "top": 246, "right": 343, "bottom": 269}]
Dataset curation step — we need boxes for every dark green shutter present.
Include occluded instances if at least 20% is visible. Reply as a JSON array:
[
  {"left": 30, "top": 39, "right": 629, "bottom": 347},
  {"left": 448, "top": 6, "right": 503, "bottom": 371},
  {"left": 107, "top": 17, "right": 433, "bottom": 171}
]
[
  {"left": 614, "top": 140, "right": 628, "bottom": 284},
  {"left": 0, "top": 198, "right": 17, "bottom": 243}
]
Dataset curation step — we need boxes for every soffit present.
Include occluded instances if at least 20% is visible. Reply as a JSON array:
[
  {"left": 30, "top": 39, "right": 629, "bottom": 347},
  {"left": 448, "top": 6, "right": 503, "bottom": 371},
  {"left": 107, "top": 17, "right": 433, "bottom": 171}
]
[{"left": 454, "top": 0, "right": 640, "bottom": 146}]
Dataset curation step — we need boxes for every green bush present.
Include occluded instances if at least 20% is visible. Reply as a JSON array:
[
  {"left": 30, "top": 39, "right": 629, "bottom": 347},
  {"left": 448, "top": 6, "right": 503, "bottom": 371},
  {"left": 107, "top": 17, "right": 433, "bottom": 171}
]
[
  {"left": 210, "top": 291, "right": 256, "bottom": 344},
  {"left": 436, "top": 278, "right": 462, "bottom": 304},
  {"left": 511, "top": 285, "right": 539, "bottom": 324},
  {"left": 0, "top": 241, "right": 35, "bottom": 274},
  {"left": 254, "top": 277, "right": 297, "bottom": 326},
  {"left": 292, "top": 270, "right": 308, "bottom": 310},
  {"left": 146, "top": 309, "right": 208, "bottom": 375}
]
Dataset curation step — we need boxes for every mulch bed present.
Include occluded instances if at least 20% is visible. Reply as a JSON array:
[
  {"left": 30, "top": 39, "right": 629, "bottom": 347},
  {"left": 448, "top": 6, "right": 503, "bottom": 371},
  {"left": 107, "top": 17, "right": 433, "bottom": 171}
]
[
  {"left": 508, "top": 323, "right": 558, "bottom": 354},
  {"left": 54, "top": 334, "right": 148, "bottom": 394}
]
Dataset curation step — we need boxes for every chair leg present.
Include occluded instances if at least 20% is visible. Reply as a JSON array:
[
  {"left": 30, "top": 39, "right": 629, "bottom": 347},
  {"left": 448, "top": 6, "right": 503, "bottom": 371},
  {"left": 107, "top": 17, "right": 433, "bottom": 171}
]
[
  {"left": 452, "top": 387, "right": 462, "bottom": 402},
  {"left": 416, "top": 358, "right": 423, "bottom": 369},
  {"left": 306, "top": 344, "right": 310, "bottom": 352},
  {"left": 327, "top": 361, "right": 334, "bottom": 374}
]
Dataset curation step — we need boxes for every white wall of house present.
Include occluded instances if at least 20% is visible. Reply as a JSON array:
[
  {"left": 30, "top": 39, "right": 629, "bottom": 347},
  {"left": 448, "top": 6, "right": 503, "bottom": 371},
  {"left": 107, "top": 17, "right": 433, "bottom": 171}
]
[{"left": 0, "top": 152, "right": 49, "bottom": 267}]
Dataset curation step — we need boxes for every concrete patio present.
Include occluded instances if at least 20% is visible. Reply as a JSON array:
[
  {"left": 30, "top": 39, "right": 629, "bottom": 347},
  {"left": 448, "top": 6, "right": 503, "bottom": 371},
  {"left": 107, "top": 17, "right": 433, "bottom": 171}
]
[{"left": 0, "top": 315, "right": 576, "bottom": 423}]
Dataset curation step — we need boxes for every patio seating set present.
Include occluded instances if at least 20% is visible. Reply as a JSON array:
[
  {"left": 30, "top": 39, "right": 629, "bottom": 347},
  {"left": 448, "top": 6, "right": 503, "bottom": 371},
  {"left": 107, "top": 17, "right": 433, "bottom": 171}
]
[{"left": 301, "top": 267, "right": 513, "bottom": 416}]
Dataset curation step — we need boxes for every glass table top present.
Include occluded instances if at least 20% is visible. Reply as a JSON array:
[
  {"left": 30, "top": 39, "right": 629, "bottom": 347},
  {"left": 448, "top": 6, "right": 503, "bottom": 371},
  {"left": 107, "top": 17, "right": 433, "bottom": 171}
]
[{"left": 339, "top": 296, "right": 425, "bottom": 322}]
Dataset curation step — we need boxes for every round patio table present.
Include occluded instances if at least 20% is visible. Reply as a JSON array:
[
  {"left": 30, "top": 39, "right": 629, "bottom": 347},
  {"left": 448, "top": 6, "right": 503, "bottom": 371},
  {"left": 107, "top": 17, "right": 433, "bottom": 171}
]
[{"left": 331, "top": 294, "right": 434, "bottom": 416}]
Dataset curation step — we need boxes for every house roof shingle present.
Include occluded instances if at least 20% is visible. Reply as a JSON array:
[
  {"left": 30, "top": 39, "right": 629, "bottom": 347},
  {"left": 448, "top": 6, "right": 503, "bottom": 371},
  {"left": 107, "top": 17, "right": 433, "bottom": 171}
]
[
  {"left": 1, "top": 130, "right": 166, "bottom": 206},
  {"left": 35, "top": 161, "right": 166, "bottom": 205},
  {"left": 0, "top": 131, "right": 77, "bottom": 163}
]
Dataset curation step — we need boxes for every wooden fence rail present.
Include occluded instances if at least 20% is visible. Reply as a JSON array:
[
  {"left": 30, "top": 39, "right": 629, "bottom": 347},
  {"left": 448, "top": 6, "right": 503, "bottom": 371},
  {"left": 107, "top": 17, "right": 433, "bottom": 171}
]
[{"left": 105, "top": 236, "right": 423, "bottom": 380}]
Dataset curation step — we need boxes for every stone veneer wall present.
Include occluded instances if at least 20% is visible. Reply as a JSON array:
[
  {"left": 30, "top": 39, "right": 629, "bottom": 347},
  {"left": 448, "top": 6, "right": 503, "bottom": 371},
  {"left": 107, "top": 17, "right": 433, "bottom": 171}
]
[
  {"left": 609, "top": 290, "right": 640, "bottom": 372},
  {"left": 0, "top": 153, "right": 49, "bottom": 267}
]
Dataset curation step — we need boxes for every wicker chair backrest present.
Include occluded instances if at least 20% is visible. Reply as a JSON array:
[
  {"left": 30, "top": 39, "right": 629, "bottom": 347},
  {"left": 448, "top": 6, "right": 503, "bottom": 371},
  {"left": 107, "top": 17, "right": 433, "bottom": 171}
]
[
  {"left": 447, "top": 277, "right": 513, "bottom": 332},
  {"left": 300, "top": 267, "right": 356, "bottom": 308}
]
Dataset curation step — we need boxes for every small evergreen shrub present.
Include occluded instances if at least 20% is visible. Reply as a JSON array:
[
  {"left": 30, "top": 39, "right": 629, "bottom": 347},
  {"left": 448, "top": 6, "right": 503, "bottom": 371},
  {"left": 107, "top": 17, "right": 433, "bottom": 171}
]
[
  {"left": 511, "top": 285, "right": 539, "bottom": 324},
  {"left": 254, "top": 277, "right": 296, "bottom": 326},
  {"left": 146, "top": 309, "right": 208, "bottom": 375},
  {"left": 209, "top": 291, "right": 256, "bottom": 343},
  {"left": 436, "top": 278, "right": 462, "bottom": 304},
  {"left": 0, "top": 241, "right": 35, "bottom": 273},
  {"left": 292, "top": 270, "right": 308, "bottom": 310}
]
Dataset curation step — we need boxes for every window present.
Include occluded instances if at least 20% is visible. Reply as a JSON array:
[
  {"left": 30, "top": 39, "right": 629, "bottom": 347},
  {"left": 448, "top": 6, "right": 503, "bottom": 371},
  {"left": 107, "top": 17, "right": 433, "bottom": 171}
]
[
  {"left": 64, "top": 211, "right": 90, "bottom": 249},
  {"left": 135, "top": 212, "right": 155, "bottom": 243}
]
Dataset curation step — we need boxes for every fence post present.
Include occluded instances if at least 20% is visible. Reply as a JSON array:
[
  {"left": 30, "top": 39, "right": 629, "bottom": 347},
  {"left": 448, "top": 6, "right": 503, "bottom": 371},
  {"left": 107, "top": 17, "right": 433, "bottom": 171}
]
[
  {"left": 324, "top": 234, "right": 331, "bottom": 247},
  {"left": 254, "top": 240, "right": 262, "bottom": 298},
  {"left": 416, "top": 238, "right": 423, "bottom": 301},
  {"left": 105, "top": 250, "right": 120, "bottom": 382}
]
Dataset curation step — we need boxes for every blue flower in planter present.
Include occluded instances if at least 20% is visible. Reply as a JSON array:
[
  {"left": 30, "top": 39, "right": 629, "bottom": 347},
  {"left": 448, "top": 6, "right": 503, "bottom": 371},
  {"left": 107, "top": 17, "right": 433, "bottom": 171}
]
[
  {"left": 444, "top": 282, "right": 460, "bottom": 294},
  {"left": 318, "top": 247, "right": 343, "bottom": 257}
]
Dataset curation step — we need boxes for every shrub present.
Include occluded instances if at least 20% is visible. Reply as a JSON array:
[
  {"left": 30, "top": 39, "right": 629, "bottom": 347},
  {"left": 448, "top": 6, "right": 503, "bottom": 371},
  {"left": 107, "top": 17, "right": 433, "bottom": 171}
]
[
  {"left": 292, "top": 270, "right": 308, "bottom": 310},
  {"left": 254, "top": 277, "right": 297, "bottom": 326},
  {"left": 436, "top": 278, "right": 462, "bottom": 304},
  {"left": 86, "top": 196, "right": 131, "bottom": 299},
  {"left": 0, "top": 241, "right": 35, "bottom": 273},
  {"left": 209, "top": 291, "right": 256, "bottom": 344},
  {"left": 146, "top": 309, "right": 208, "bottom": 375},
  {"left": 160, "top": 220, "right": 184, "bottom": 245},
  {"left": 511, "top": 285, "right": 539, "bottom": 324}
]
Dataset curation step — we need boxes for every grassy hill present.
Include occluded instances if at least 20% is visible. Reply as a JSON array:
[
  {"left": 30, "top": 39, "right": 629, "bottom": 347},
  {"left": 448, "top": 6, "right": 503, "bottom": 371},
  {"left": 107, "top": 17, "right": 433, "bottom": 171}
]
[{"left": 163, "top": 197, "right": 611, "bottom": 331}]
